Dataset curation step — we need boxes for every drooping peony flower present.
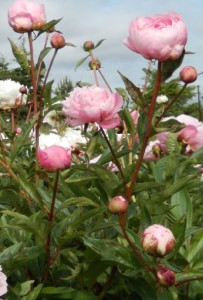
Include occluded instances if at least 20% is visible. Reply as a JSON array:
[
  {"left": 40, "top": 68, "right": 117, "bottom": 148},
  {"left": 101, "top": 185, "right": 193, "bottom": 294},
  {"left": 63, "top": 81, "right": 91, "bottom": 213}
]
[
  {"left": 0, "top": 266, "right": 7, "bottom": 297},
  {"left": 124, "top": 11, "right": 187, "bottom": 62},
  {"left": 37, "top": 145, "right": 71, "bottom": 172},
  {"left": 141, "top": 224, "right": 175, "bottom": 257},
  {"left": 0, "top": 80, "right": 27, "bottom": 110},
  {"left": 62, "top": 86, "right": 123, "bottom": 129},
  {"left": 8, "top": 0, "right": 46, "bottom": 33}
]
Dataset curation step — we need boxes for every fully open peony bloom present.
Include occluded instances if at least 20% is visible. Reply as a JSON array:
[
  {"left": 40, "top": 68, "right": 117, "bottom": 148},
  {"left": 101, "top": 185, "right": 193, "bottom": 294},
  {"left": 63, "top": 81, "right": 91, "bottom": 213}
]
[
  {"left": 62, "top": 86, "right": 123, "bottom": 129},
  {"left": 8, "top": 0, "right": 46, "bottom": 33},
  {"left": 141, "top": 224, "right": 175, "bottom": 257},
  {"left": 0, "top": 266, "right": 7, "bottom": 297},
  {"left": 124, "top": 12, "right": 187, "bottom": 62},
  {"left": 0, "top": 80, "right": 27, "bottom": 110},
  {"left": 37, "top": 145, "right": 71, "bottom": 172}
]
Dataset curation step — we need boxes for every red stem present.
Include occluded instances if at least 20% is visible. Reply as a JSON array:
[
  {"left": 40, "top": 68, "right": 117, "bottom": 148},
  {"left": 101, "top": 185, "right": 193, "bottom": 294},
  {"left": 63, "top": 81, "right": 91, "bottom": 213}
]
[{"left": 125, "top": 61, "right": 162, "bottom": 201}]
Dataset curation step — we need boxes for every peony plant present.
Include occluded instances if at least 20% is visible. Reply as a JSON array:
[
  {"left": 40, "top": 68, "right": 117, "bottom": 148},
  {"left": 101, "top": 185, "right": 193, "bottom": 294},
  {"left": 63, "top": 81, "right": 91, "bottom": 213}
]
[{"left": 0, "top": 1, "right": 202, "bottom": 299}]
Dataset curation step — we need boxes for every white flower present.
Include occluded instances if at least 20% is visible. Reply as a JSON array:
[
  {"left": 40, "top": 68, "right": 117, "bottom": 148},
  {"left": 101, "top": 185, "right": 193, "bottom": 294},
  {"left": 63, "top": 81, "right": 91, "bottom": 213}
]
[
  {"left": 156, "top": 94, "right": 168, "bottom": 104},
  {"left": 43, "top": 110, "right": 60, "bottom": 128},
  {"left": 0, "top": 266, "right": 7, "bottom": 296},
  {"left": 0, "top": 79, "right": 27, "bottom": 110},
  {"left": 39, "top": 128, "right": 86, "bottom": 150}
]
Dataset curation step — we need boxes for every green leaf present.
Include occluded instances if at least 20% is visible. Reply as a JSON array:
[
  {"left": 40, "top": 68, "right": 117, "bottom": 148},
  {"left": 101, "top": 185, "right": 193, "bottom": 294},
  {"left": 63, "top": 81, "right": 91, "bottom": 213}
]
[
  {"left": 75, "top": 54, "right": 90, "bottom": 70},
  {"left": 119, "top": 108, "right": 136, "bottom": 136},
  {"left": 176, "top": 270, "right": 203, "bottom": 284},
  {"left": 35, "top": 19, "right": 62, "bottom": 37},
  {"left": 0, "top": 242, "right": 23, "bottom": 264},
  {"left": 10, "top": 113, "right": 39, "bottom": 162},
  {"left": 161, "top": 50, "right": 185, "bottom": 81},
  {"left": 17, "top": 174, "right": 43, "bottom": 207},
  {"left": 23, "top": 284, "right": 43, "bottom": 300},
  {"left": 83, "top": 236, "right": 142, "bottom": 268},
  {"left": 19, "top": 280, "right": 34, "bottom": 296},
  {"left": 118, "top": 71, "right": 144, "bottom": 107},
  {"left": 140, "top": 204, "right": 152, "bottom": 232},
  {"left": 57, "top": 196, "right": 100, "bottom": 212},
  {"left": 37, "top": 47, "right": 52, "bottom": 64},
  {"left": 94, "top": 38, "right": 106, "bottom": 49},
  {"left": 170, "top": 189, "right": 193, "bottom": 229},
  {"left": 43, "top": 80, "right": 54, "bottom": 105},
  {"left": 41, "top": 287, "right": 97, "bottom": 299},
  {"left": 137, "top": 111, "right": 148, "bottom": 144},
  {"left": 8, "top": 38, "right": 30, "bottom": 74}
]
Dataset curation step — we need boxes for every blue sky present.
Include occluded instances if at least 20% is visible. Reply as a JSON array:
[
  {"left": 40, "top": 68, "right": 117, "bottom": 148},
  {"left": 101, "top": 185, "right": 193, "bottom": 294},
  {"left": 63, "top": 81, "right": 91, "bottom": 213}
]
[{"left": 1, "top": 0, "right": 203, "bottom": 104}]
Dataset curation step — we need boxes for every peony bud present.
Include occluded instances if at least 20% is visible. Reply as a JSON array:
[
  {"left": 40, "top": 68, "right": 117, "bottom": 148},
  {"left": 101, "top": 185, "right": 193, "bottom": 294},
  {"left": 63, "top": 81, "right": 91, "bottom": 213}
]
[
  {"left": 141, "top": 224, "right": 175, "bottom": 257},
  {"left": 157, "top": 266, "right": 175, "bottom": 287},
  {"left": 89, "top": 59, "right": 101, "bottom": 70},
  {"left": 19, "top": 86, "right": 28, "bottom": 95},
  {"left": 50, "top": 33, "right": 66, "bottom": 49},
  {"left": 180, "top": 66, "right": 197, "bottom": 83},
  {"left": 108, "top": 196, "right": 129, "bottom": 214},
  {"left": 83, "top": 40, "right": 95, "bottom": 51}
]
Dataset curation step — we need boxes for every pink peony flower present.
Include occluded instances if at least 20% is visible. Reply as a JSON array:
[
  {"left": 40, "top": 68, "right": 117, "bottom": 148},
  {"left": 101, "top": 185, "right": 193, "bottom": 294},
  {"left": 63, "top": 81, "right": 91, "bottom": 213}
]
[
  {"left": 124, "top": 11, "right": 187, "bottom": 62},
  {"left": 37, "top": 145, "right": 71, "bottom": 172},
  {"left": 8, "top": 0, "right": 46, "bottom": 33},
  {"left": 165, "top": 115, "right": 203, "bottom": 153},
  {"left": 141, "top": 224, "right": 175, "bottom": 257},
  {"left": 62, "top": 86, "right": 123, "bottom": 129},
  {"left": 0, "top": 266, "right": 7, "bottom": 296}
]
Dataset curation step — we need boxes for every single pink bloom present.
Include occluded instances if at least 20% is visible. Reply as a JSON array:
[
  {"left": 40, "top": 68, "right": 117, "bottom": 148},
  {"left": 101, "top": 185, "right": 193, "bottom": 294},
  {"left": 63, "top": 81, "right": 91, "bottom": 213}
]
[
  {"left": 131, "top": 110, "right": 140, "bottom": 127},
  {"left": 124, "top": 11, "right": 187, "bottom": 61},
  {"left": 0, "top": 267, "right": 7, "bottom": 296},
  {"left": 37, "top": 146, "right": 71, "bottom": 172},
  {"left": 62, "top": 86, "right": 123, "bottom": 129},
  {"left": 8, "top": 0, "right": 46, "bottom": 33}
]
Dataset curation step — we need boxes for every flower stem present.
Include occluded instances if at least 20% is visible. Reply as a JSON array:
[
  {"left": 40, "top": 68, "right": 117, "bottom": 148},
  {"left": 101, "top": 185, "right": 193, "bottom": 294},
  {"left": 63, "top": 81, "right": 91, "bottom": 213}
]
[
  {"left": 100, "top": 127, "right": 127, "bottom": 193},
  {"left": 42, "top": 170, "right": 60, "bottom": 283},
  {"left": 28, "top": 32, "right": 37, "bottom": 114},
  {"left": 125, "top": 61, "right": 162, "bottom": 201},
  {"left": 98, "top": 68, "right": 113, "bottom": 93}
]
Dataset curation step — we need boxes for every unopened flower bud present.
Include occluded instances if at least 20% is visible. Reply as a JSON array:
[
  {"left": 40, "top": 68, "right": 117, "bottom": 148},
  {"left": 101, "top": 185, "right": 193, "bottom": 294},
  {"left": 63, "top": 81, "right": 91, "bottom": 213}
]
[
  {"left": 50, "top": 33, "right": 66, "bottom": 49},
  {"left": 157, "top": 266, "right": 175, "bottom": 287},
  {"left": 180, "top": 66, "right": 197, "bottom": 83},
  {"left": 141, "top": 224, "right": 175, "bottom": 257},
  {"left": 19, "top": 86, "right": 28, "bottom": 95},
  {"left": 15, "top": 127, "right": 22, "bottom": 136},
  {"left": 89, "top": 59, "right": 101, "bottom": 70},
  {"left": 83, "top": 41, "right": 95, "bottom": 51},
  {"left": 108, "top": 196, "right": 129, "bottom": 214}
]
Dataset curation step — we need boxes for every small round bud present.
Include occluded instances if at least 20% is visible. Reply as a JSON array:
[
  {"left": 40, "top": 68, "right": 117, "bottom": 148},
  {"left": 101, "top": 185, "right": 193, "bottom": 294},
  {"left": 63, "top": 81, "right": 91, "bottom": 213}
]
[
  {"left": 50, "top": 33, "right": 66, "bottom": 49},
  {"left": 141, "top": 224, "right": 175, "bottom": 257},
  {"left": 83, "top": 41, "right": 95, "bottom": 51},
  {"left": 180, "top": 66, "right": 197, "bottom": 83},
  {"left": 89, "top": 59, "right": 101, "bottom": 70},
  {"left": 108, "top": 196, "right": 129, "bottom": 214},
  {"left": 157, "top": 266, "right": 175, "bottom": 287},
  {"left": 19, "top": 86, "right": 28, "bottom": 95}
]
